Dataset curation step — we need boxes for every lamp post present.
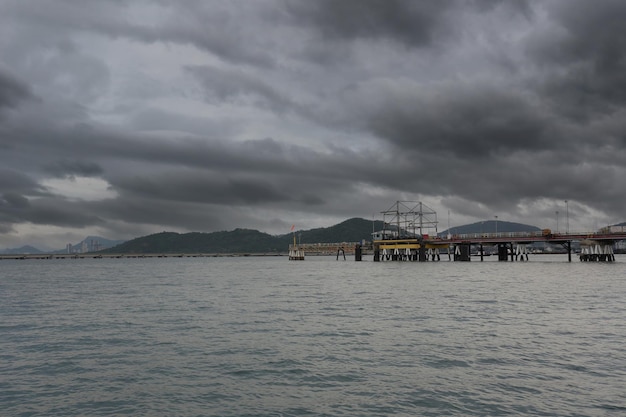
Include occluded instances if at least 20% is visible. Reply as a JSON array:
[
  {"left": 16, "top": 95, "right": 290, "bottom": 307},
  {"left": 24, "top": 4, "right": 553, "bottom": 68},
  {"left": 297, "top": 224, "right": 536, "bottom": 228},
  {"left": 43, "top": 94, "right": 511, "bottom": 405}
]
[
  {"left": 556, "top": 210, "right": 559, "bottom": 233},
  {"left": 565, "top": 200, "right": 569, "bottom": 234},
  {"left": 494, "top": 215, "right": 498, "bottom": 235}
]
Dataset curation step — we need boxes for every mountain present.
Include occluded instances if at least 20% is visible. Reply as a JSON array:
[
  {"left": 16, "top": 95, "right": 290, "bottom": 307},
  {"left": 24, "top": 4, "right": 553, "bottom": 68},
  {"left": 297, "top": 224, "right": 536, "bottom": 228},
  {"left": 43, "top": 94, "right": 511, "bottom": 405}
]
[
  {"left": 0, "top": 245, "right": 43, "bottom": 255},
  {"left": 103, "top": 229, "right": 282, "bottom": 254},
  {"left": 440, "top": 220, "right": 541, "bottom": 236},
  {"left": 286, "top": 218, "right": 385, "bottom": 244},
  {"left": 102, "top": 218, "right": 385, "bottom": 254}
]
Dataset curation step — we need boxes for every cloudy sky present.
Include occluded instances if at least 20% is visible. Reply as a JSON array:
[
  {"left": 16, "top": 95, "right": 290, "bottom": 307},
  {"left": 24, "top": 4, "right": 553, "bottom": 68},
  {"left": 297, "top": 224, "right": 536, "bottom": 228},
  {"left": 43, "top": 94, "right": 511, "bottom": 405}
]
[{"left": 1, "top": 0, "right": 625, "bottom": 249}]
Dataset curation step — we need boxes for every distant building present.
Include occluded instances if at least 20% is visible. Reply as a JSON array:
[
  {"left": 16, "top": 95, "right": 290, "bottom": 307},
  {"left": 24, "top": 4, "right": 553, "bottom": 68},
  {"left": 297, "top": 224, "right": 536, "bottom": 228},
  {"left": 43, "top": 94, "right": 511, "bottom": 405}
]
[{"left": 372, "top": 230, "right": 398, "bottom": 240}]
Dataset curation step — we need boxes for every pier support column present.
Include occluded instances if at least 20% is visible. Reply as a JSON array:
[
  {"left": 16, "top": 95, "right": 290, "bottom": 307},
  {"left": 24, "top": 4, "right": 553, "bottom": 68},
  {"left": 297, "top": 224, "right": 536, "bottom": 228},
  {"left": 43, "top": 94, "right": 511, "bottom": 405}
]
[
  {"left": 454, "top": 244, "right": 471, "bottom": 261},
  {"left": 580, "top": 242, "right": 615, "bottom": 262},
  {"left": 579, "top": 246, "right": 589, "bottom": 261},
  {"left": 597, "top": 243, "right": 615, "bottom": 262},
  {"left": 566, "top": 241, "right": 572, "bottom": 262},
  {"left": 419, "top": 246, "right": 427, "bottom": 262},
  {"left": 497, "top": 243, "right": 508, "bottom": 261},
  {"left": 515, "top": 244, "right": 529, "bottom": 261},
  {"left": 604, "top": 242, "right": 615, "bottom": 262},
  {"left": 354, "top": 244, "right": 362, "bottom": 261}
]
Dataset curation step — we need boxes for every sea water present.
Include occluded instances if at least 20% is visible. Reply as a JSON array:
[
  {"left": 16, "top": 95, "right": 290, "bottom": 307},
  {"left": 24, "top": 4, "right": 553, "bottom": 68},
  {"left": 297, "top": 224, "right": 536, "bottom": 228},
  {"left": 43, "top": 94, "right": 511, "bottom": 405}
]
[{"left": 1, "top": 255, "right": 625, "bottom": 416}]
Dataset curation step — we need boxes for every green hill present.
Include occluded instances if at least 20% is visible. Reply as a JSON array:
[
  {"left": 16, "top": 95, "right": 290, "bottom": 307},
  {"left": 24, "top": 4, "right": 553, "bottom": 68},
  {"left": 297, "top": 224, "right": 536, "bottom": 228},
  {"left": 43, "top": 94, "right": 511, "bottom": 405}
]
[
  {"left": 285, "top": 218, "right": 384, "bottom": 244},
  {"left": 102, "top": 218, "right": 384, "bottom": 254},
  {"left": 441, "top": 220, "right": 541, "bottom": 236},
  {"left": 101, "top": 229, "right": 282, "bottom": 254}
]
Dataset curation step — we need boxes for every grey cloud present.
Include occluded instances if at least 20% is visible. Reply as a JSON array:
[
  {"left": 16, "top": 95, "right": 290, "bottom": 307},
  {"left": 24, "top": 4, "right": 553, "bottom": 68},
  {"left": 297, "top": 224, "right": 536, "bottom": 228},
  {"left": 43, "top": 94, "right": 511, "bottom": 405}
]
[
  {"left": 0, "top": 169, "right": 47, "bottom": 195},
  {"left": 542, "top": 0, "right": 626, "bottom": 69},
  {"left": 2, "top": 0, "right": 626, "bottom": 249},
  {"left": 0, "top": 194, "right": 102, "bottom": 228},
  {"left": 0, "top": 192, "right": 30, "bottom": 228},
  {"left": 26, "top": 199, "right": 104, "bottom": 227},
  {"left": 527, "top": 0, "right": 626, "bottom": 118},
  {"left": 0, "top": 70, "right": 33, "bottom": 110},
  {"left": 1, "top": 192, "right": 30, "bottom": 209},
  {"left": 186, "top": 66, "right": 294, "bottom": 112},
  {"left": 282, "top": 0, "right": 451, "bottom": 47},
  {"left": 282, "top": 0, "right": 533, "bottom": 49},
  {"left": 361, "top": 84, "right": 552, "bottom": 158},
  {"left": 109, "top": 171, "right": 291, "bottom": 205},
  {"left": 128, "top": 107, "right": 240, "bottom": 138},
  {"left": 43, "top": 159, "right": 104, "bottom": 178},
  {"left": 3, "top": 0, "right": 277, "bottom": 68}
]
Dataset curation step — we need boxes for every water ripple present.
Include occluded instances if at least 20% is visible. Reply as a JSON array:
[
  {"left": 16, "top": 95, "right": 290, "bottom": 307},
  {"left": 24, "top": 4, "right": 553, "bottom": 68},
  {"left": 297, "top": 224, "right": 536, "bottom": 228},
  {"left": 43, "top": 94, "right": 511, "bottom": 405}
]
[{"left": 2, "top": 256, "right": 626, "bottom": 416}]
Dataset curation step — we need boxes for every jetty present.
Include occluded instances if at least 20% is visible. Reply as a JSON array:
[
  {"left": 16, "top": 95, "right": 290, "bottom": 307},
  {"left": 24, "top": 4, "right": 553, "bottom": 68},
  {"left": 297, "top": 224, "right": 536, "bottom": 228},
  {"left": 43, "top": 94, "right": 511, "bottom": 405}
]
[
  {"left": 372, "top": 229, "right": 626, "bottom": 262},
  {"left": 369, "top": 201, "right": 626, "bottom": 263}
]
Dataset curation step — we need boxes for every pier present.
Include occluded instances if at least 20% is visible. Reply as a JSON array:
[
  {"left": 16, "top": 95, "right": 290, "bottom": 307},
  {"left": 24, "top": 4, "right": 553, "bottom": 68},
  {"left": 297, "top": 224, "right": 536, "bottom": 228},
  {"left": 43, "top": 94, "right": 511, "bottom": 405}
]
[
  {"left": 372, "top": 229, "right": 626, "bottom": 262},
  {"left": 370, "top": 201, "right": 626, "bottom": 263}
]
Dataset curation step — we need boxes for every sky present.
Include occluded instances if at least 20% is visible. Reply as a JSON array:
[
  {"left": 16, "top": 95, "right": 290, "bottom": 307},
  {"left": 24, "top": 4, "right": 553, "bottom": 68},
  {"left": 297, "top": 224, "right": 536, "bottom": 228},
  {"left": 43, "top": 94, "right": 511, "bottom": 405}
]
[{"left": 1, "top": 0, "right": 626, "bottom": 250}]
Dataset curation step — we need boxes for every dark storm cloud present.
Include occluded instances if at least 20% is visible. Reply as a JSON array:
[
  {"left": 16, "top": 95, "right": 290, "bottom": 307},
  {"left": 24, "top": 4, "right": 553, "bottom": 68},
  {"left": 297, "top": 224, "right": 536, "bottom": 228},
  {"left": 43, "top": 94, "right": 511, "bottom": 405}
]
[
  {"left": 110, "top": 171, "right": 291, "bottom": 205},
  {"left": 0, "top": 70, "right": 33, "bottom": 110},
  {"left": 98, "top": 136, "right": 384, "bottom": 210},
  {"left": 24, "top": 198, "right": 104, "bottom": 227},
  {"left": 0, "top": 169, "right": 47, "bottom": 195},
  {"left": 3, "top": 0, "right": 277, "bottom": 68},
  {"left": 0, "top": 193, "right": 101, "bottom": 229},
  {"left": 43, "top": 159, "right": 104, "bottom": 178},
  {"left": 1, "top": 192, "right": 30, "bottom": 209},
  {"left": 282, "top": 0, "right": 533, "bottom": 48},
  {"left": 186, "top": 66, "right": 294, "bottom": 112},
  {"left": 282, "top": 0, "right": 450, "bottom": 47},
  {"left": 1, "top": 0, "right": 626, "bottom": 249},
  {"left": 4, "top": 109, "right": 374, "bottom": 186},
  {"left": 360, "top": 84, "right": 553, "bottom": 158},
  {"left": 527, "top": 0, "right": 626, "bottom": 117},
  {"left": 0, "top": 192, "right": 30, "bottom": 231},
  {"left": 0, "top": 168, "right": 101, "bottom": 230}
]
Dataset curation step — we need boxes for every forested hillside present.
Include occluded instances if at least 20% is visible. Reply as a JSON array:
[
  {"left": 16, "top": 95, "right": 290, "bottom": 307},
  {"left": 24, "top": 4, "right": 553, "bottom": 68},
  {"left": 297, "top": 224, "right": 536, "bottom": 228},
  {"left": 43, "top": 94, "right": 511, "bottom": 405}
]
[{"left": 102, "top": 218, "right": 384, "bottom": 254}]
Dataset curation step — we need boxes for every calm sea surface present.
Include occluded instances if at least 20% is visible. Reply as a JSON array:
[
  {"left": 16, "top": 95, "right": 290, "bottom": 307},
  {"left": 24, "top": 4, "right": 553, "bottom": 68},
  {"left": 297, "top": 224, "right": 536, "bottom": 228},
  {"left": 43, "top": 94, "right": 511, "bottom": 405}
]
[{"left": 2, "top": 255, "right": 626, "bottom": 416}]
